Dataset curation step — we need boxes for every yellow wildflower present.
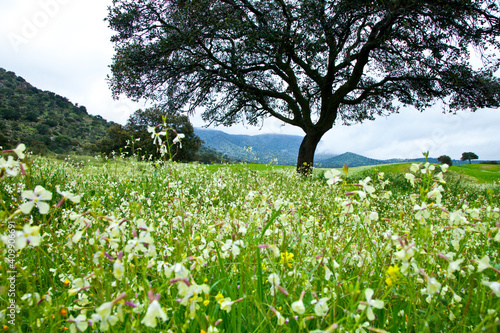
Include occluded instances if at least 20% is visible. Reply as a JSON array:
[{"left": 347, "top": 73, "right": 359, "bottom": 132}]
[
  {"left": 215, "top": 292, "right": 224, "bottom": 304},
  {"left": 280, "top": 252, "right": 294, "bottom": 268},
  {"left": 386, "top": 265, "right": 400, "bottom": 286}
]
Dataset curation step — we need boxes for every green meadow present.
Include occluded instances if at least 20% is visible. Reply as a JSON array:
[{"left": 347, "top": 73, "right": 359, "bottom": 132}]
[{"left": 1, "top": 147, "right": 499, "bottom": 332}]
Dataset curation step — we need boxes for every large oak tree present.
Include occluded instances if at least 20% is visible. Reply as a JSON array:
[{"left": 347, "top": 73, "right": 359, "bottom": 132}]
[{"left": 107, "top": 0, "right": 500, "bottom": 173}]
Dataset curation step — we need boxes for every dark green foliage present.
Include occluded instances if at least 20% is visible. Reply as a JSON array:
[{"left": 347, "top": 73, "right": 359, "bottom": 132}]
[
  {"left": 23, "top": 110, "right": 39, "bottom": 122},
  {"left": 29, "top": 140, "right": 49, "bottom": 155},
  {"left": 0, "top": 68, "right": 111, "bottom": 155},
  {"left": 123, "top": 107, "right": 202, "bottom": 162},
  {"left": 461, "top": 152, "right": 479, "bottom": 164},
  {"left": 108, "top": 0, "right": 500, "bottom": 173},
  {"left": 96, "top": 124, "right": 130, "bottom": 157},
  {"left": 0, "top": 133, "right": 11, "bottom": 150},
  {"left": 44, "top": 119, "right": 58, "bottom": 127},
  {"left": 35, "top": 123, "right": 50, "bottom": 135},
  {"left": 356, "top": 168, "right": 413, "bottom": 195},
  {"left": 1, "top": 109, "right": 21, "bottom": 120},
  {"left": 196, "top": 145, "right": 231, "bottom": 164},
  {"left": 78, "top": 105, "right": 88, "bottom": 114},
  {"left": 437, "top": 155, "right": 453, "bottom": 166}
]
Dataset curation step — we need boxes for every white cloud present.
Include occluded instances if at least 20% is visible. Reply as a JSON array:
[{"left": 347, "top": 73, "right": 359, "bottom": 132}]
[
  {"left": 318, "top": 107, "right": 500, "bottom": 160},
  {"left": 0, "top": 0, "right": 144, "bottom": 123}
]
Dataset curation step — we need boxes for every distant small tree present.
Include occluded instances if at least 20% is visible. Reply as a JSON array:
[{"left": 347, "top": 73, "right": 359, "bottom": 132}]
[
  {"left": 0, "top": 133, "right": 11, "bottom": 150},
  {"left": 78, "top": 105, "right": 88, "bottom": 114},
  {"left": 461, "top": 152, "right": 478, "bottom": 164},
  {"left": 1, "top": 108, "right": 21, "bottom": 121},
  {"left": 438, "top": 155, "right": 452, "bottom": 166}
]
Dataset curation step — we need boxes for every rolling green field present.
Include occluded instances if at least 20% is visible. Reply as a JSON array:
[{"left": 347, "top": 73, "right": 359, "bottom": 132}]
[
  {"left": 344, "top": 163, "right": 500, "bottom": 184},
  {"left": 1, "top": 149, "right": 499, "bottom": 332},
  {"left": 449, "top": 164, "right": 500, "bottom": 183}
]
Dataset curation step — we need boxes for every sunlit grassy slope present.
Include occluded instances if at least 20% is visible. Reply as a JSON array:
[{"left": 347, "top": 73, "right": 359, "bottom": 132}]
[
  {"left": 67, "top": 157, "right": 500, "bottom": 184},
  {"left": 449, "top": 163, "right": 500, "bottom": 183},
  {"left": 322, "top": 162, "right": 500, "bottom": 184},
  {"left": 192, "top": 160, "right": 500, "bottom": 184}
]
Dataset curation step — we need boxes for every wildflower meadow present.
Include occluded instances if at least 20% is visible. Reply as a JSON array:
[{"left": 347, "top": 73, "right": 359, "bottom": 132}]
[{"left": 0, "top": 132, "right": 499, "bottom": 332}]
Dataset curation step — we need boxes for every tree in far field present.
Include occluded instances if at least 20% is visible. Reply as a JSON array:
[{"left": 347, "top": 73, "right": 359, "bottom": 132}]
[
  {"left": 461, "top": 152, "right": 479, "bottom": 164},
  {"left": 108, "top": 0, "right": 500, "bottom": 174},
  {"left": 125, "top": 108, "right": 201, "bottom": 162},
  {"left": 437, "top": 155, "right": 452, "bottom": 166}
]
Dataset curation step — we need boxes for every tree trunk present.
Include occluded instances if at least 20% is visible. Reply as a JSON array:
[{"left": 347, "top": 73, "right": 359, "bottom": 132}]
[{"left": 296, "top": 132, "right": 323, "bottom": 175}]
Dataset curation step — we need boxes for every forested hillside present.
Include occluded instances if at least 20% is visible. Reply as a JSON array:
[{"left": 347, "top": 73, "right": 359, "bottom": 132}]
[{"left": 0, "top": 68, "right": 110, "bottom": 155}]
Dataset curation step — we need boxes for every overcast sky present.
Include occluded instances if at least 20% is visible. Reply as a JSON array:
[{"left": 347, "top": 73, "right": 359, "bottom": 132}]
[{"left": 1, "top": 0, "right": 499, "bottom": 160}]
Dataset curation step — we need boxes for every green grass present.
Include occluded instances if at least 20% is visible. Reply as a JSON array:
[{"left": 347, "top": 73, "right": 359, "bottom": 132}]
[
  {"left": 205, "top": 162, "right": 292, "bottom": 172},
  {"left": 317, "top": 163, "right": 415, "bottom": 177},
  {"left": 449, "top": 164, "right": 500, "bottom": 183},
  {"left": 1, "top": 153, "right": 499, "bottom": 332},
  {"left": 368, "top": 163, "right": 413, "bottom": 174},
  {"left": 324, "top": 162, "right": 500, "bottom": 184}
]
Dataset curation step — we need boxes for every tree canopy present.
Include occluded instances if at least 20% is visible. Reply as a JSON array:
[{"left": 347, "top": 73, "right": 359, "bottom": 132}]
[
  {"left": 437, "top": 155, "right": 452, "bottom": 166},
  {"left": 107, "top": 0, "right": 500, "bottom": 173},
  {"left": 125, "top": 107, "right": 202, "bottom": 161},
  {"left": 461, "top": 152, "right": 479, "bottom": 164},
  {"left": 97, "top": 107, "right": 201, "bottom": 161}
]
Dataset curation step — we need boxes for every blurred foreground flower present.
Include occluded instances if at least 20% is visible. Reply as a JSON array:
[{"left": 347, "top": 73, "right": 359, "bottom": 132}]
[
  {"left": 147, "top": 126, "right": 166, "bottom": 145},
  {"left": 92, "top": 302, "right": 119, "bottom": 331},
  {"left": 313, "top": 297, "right": 330, "bottom": 317},
  {"left": 141, "top": 296, "right": 168, "bottom": 328},
  {"left": 325, "top": 169, "right": 342, "bottom": 185},
  {"left": 56, "top": 185, "right": 81, "bottom": 206},
  {"left": 482, "top": 280, "right": 500, "bottom": 297},
  {"left": 358, "top": 288, "right": 384, "bottom": 321},
  {"left": 2, "top": 224, "right": 42, "bottom": 250},
  {"left": 268, "top": 273, "right": 280, "bottom": 296},
  {"left": 20, "top": 185, "right": 52, "bottom": 214},
  {"left": 291, "top": 291, "right": 306, "bottom": 314},
  {"left": 477, "top": 255, "right": 491, "bottom": 272},
  {"left": 173, "top": 133, "right": 185, "bottom": 148},
  {"left": 67, "top": 314, "right": 88, "bottom": 333}
]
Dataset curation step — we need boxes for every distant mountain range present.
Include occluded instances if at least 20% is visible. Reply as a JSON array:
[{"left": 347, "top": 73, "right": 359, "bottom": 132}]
[
  {"left": 195, "top": 128, "right": 497, "bottom": 167},
  {"left": 315, "top": 152, "right": 443, "bottom": 168},
  {"left": 194, "top": 128, "right": 336, "bottom": 165},
  {"left": 315, "top": 153, "right": 500, "bottom": 168}
]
